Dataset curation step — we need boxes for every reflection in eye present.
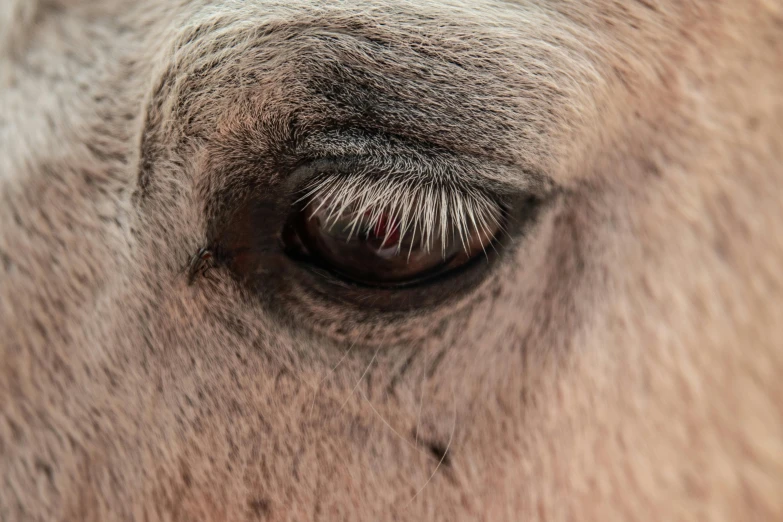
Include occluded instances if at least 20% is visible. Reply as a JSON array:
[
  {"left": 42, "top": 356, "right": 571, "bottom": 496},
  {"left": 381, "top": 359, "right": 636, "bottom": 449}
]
[{"left": 284, "top": 175, "right": 503, "bottom": 287}]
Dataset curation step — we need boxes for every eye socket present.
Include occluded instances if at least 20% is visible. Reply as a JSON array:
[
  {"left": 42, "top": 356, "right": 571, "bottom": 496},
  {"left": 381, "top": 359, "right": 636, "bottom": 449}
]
[{"left": 283, "top": 186, "right": 501, "bottom": 287}]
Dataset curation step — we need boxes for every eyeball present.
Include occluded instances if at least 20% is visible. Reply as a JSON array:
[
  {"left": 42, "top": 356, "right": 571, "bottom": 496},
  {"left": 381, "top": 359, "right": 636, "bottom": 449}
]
[{"left": 284, "top": 190, "right": 500, "bottom": 287}]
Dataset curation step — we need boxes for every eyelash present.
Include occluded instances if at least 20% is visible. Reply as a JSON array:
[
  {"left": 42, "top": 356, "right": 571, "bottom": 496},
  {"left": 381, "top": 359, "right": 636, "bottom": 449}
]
[{"left": 296, "top": 173, "right": 504, "bottom": 257}]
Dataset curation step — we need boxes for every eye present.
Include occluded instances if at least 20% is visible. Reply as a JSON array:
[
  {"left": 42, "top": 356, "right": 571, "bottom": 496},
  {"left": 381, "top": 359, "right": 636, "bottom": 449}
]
[{"left": 283, "top": 177, "right": 502, "bottom": 287}]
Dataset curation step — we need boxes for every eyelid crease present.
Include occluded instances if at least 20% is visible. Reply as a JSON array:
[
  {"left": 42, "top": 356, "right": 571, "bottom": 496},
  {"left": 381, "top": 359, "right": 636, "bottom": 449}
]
[{"left": 297, "top": 171, "right": 505, "bottom": 257}]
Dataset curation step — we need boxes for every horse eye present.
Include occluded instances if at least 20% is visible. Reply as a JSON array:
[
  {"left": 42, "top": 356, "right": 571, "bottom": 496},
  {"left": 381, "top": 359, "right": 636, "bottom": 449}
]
[{"left": 283, "top": 192, "right": 499, "bottom": 287}]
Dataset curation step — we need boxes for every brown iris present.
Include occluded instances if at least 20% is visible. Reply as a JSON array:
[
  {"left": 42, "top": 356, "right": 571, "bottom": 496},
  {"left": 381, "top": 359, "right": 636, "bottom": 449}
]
[{"left": 284, "top": 192, "right": 499, "bottom": 287}]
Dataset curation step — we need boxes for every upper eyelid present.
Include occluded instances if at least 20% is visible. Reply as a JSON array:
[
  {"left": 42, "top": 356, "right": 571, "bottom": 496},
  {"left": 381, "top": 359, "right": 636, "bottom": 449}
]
[
  {"left": 286, "top": 153, "right": 547, "bottom": 205},
  {"left": 286, "top": 155, "right": 508, "bottom": 218},
  {"left": 290, "top": 127, "right": 551, "bottom": 197}
]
